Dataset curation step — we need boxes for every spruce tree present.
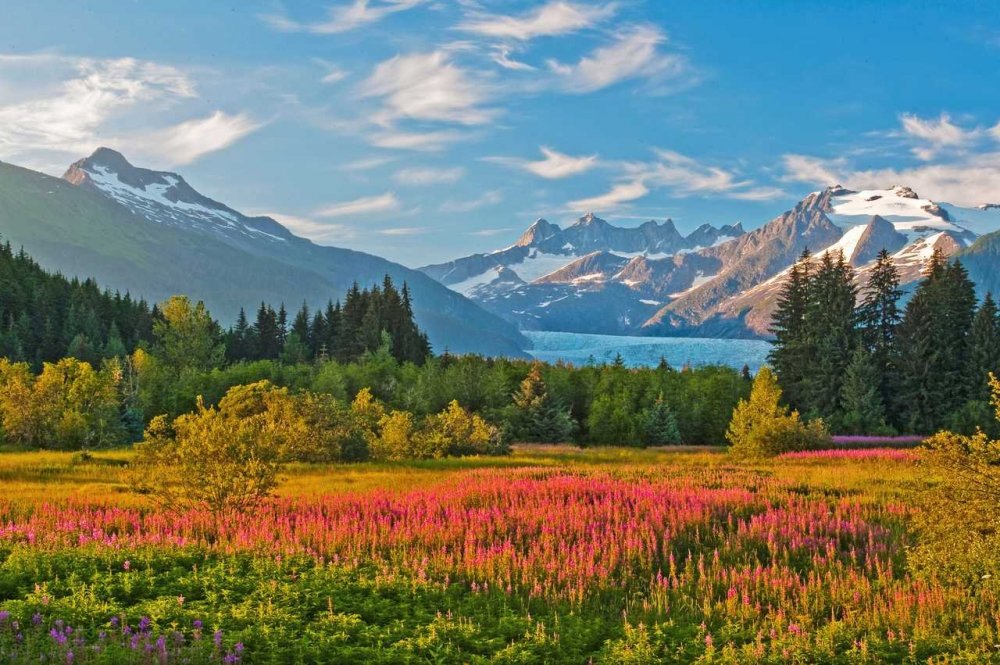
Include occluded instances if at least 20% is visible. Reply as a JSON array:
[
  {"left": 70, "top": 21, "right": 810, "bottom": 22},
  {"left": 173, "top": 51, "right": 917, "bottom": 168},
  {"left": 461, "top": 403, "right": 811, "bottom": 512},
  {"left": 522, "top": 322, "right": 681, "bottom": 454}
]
[
  {"left": 511, "top": 362, "right": 574, "bottom": 442},
  {"left": 858, "top": 249, "right": 902, "bottom": 424},
  {"left": 801, "top": 251, "right": 858, "bottom": 418},
  {"left": 769, "top": 250, "right": 813, "bottom": 412},
  {"left": 642, "top": 393, "right": 681, "bottom": 446},
  {"left": 839, "top": 346, "right": 888, "bottom": 434},
  {"left": 967, "top": 293, "right": 1000, "bottom": 402}
]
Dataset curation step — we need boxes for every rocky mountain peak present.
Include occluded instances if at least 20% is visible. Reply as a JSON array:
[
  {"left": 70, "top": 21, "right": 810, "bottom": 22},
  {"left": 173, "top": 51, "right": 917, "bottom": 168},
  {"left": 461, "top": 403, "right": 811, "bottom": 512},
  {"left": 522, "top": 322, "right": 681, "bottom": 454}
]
[{"left": 516, "top": 218, "right": 560, "bottom": 247}]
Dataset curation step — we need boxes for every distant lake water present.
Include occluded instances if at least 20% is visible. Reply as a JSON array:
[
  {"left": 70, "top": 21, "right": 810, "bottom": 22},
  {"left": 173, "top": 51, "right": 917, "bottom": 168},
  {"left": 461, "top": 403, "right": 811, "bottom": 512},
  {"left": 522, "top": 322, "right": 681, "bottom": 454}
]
[{"left": 523, "top": 331, "right": 772, "bottom": 371}]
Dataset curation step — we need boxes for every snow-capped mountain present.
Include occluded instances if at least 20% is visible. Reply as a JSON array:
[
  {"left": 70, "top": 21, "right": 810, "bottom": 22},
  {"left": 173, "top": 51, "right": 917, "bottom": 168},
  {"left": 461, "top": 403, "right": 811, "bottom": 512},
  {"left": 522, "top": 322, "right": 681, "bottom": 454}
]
[
  {"left": 423, "top": 186, "right": 1000, "bottom": 338},
  {"left": 0, "top": 148, "right": 527, "bottom": 356},
  {"left": 418, "top": 214, "right": 744, "bottom": 333}
]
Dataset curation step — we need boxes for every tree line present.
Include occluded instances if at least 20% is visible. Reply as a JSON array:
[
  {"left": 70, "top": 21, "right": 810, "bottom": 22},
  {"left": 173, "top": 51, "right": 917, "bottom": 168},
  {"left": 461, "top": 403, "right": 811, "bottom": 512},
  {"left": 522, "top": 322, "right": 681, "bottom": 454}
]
[
  {"left": 0, "top": 240, "right": 153, "bottom": 367},
  {"left": 770, "top": 247, "right": 998, "bottom": 435}
]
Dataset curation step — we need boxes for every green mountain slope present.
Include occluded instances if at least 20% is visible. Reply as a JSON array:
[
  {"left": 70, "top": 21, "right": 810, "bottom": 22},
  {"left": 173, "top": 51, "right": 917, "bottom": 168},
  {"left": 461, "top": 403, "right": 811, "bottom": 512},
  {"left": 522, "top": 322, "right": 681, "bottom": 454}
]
[
  {"left": 957, "top": 230, "right": 1000, "bottom": 297},
  {"left": 0, "top": 160, "right": 527, "bottom": 356}
]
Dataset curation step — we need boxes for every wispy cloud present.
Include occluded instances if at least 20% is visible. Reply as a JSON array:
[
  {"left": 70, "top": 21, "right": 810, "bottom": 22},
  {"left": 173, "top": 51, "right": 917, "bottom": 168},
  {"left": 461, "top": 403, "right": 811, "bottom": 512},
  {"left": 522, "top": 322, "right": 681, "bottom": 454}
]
[
  {"left": 569, "top": 180, "right": 649, "bottom": 212},
  {"left": 900, "top": 112, "right": 985, "bottom": 160},
  {"left": 782, "top": 113, "right": 1000, "bottom": 206},
  {"left": 0, "top": 54, "right": 198, "bottom": 168},
  {"left": 377, "top": 226, "right": 427, "bottom": 236},
  {"left": 569, "top": 149, "right": 784, "bottom": 212},
  {"left": 261, "top": 0, "right": 428, "bottom": 34},
  {"left": 783, "top": 150, "right": 1000, "bottom": 207},
  {"left": 359, "top": 50, "right": 495, "bottom": 126},
  {"left": 469, "top": 226, "right": 516, "bottom": 237},
  {"left": 547, "top": 25, "right": 690, "bottom": 93},
  {"left": 487, "top": 146, "right": 597, "bottom": 179},
  {"left": 257, "top": 211, "right": 358, "bottom": 243},
  {"left": 491, "top": 46, "right": 536, "bottom": 71},
  {"left": 392, "top": 165, "right": 464, "bottom": 185},
  {"left": 458, "top": 2, "right": 616, "bottom": 40},
  {"left": 439, "top": 189, "right": 504, "bottom": 212},
  {"left": 369, "top": 128, "right": 470, "bottom": 151},
  {"left": 132, "top": 111, "right": 263, "bottom": 166},
  {"left": 314, "top": 192, "right": 400, "bottom": 217},
  {"left": 341, "top": 155, "right": 396, "bottom": 171}
]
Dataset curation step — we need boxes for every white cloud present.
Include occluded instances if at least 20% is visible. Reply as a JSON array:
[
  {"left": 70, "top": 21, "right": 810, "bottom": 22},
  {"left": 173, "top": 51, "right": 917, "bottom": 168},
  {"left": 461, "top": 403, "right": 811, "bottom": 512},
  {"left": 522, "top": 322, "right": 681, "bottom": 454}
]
[
  {"left": 341, "top": 155, "right": 396, "bottom": 171},
  {"left": 257, "top": 211, "right": 358, "bottom": 243},
  {"left": 392, "top": 165, "right": 464, "bottom": 185},
  {"left": 439, "top": 189, "right": 503, "bottom": 212},
  {"left": 320, "top": 65, "right": 349, "bottom": 84},
  {"left": 458, "top": 1, "right": 615, "bottom": 40},
  {"left": 900, "top": 113, "right": 982, "bottom": 160},
  {"left": 314, "top": 192, "right": 400, "bottom": 217},
  {"left": 547, "top": 25, "right": 688, "bottom": 93},
  {"left": 131, "top": 111, "right": 262, "bottom": 166},
  {"left": 783, "top": 151, "right": 1000, "bottom": 208},
  {"left": 486, "top": 146, "right": 597, "bottom": 179},
  {"left": 469, "top": 226, "right": 515, "bottom": 237},
  {"left": 377, "top": 226, "right": 427, "bottom": 236},
  {"left": 369, "top": 128, "right": 469, "bottom": 151},
  {"left": 0, "top": 55, "right": 197, "bottom": 167},
  {"left": 569, "top": 149, "right": 783, "bottom": 212},
  {"left": 569, "top": 180, "right": 648, "bottom": 211},
  {"left": 492, "top": 46, "right": 536, "bottom": 72},
  {"left": 261, "top": 0, "right": 428, "bottom": 34},
  {"left": 781, "top": 154, "right": 846, "bottom": 187},
  {"left": 360, "top": 50, "right": 495, "bottom": 126}
]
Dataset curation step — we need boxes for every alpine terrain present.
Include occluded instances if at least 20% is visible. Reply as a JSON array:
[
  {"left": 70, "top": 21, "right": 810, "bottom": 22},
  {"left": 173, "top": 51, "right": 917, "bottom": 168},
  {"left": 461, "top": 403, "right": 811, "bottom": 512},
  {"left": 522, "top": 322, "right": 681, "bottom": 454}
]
[{"left": 422, "top": 186, "right": 1000, "bottom": 338}]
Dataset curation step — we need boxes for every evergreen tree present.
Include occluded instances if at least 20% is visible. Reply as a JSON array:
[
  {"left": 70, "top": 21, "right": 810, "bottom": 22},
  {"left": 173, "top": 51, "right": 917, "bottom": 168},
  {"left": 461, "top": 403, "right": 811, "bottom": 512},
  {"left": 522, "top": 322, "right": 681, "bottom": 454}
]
[
  {"left": 510, "top": 362, "right": 575, "bottom": 442},
  {"left": 858, "top": 249, "right": 903, "bottom": 424},
  {"left": 839, "top": 346, "right": 888, "bottom": 434},
  {"left": 801, "top": 251, "right": 858, "bottom": 418},
  {"left": 967, "top": 293, "right": 1000, "bottom": 402},
  {"left": 227, "top": 307, "right": 252, "bottom": 362},
  {"left": 290, "top": 303, "right": 312, "bottom": 357},
  {"left": 642, "top": 393, "right": 681, "bottom": 446},
  {"left": 896, "top": 251, "right": 977, "bottom": 432},
  {"left": 769, "top": 250, "right": 813, "bottom": 411},
  {"left": 253, "top": 303, "right": 281, "bottom": 360}
]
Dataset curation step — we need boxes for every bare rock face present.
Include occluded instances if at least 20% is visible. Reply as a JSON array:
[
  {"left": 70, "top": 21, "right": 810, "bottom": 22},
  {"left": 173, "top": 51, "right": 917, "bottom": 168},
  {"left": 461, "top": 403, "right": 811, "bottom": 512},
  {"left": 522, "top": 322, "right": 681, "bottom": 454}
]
[{"left": 851, "top": 216, "right": 908, "bottom": 266}]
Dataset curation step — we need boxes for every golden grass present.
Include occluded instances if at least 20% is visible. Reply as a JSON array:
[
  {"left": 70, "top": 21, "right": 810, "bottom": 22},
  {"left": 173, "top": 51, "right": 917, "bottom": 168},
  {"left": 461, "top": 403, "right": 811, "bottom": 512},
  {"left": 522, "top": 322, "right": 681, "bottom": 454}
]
[{"left": 0, "top": 444, "right": 926, "bottom": 507}]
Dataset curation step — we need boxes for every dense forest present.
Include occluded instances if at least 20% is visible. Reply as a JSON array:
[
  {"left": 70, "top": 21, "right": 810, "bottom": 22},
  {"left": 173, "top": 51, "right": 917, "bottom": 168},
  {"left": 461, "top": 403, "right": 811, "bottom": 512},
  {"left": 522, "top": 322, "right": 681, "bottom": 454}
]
[{"left": 770, "top": 247, "right": 1000, "bottom": 435}]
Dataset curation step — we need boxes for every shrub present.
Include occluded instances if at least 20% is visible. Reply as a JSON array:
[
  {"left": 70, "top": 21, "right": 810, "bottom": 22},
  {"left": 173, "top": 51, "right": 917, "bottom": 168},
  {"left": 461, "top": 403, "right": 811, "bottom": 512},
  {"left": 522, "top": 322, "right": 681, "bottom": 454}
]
[
  {"left": 911, "top": 374, "right": 1000, "bottom": 586},
  {"left": 727, "top": 367, "right": 830, "bottom": 457},
  {"left": 422, "top": 400, "right": 508, "bottom": 457},
  {"left": 130, "top": 400, "right": 282, "bottom": 516}
]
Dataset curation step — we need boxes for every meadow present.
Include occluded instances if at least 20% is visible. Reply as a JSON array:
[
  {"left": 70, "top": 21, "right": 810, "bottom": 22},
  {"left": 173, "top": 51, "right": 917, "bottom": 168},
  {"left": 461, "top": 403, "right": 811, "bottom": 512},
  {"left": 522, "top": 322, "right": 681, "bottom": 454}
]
[{"left": 0, "top": 445, "right": 997, "bottom": 664}]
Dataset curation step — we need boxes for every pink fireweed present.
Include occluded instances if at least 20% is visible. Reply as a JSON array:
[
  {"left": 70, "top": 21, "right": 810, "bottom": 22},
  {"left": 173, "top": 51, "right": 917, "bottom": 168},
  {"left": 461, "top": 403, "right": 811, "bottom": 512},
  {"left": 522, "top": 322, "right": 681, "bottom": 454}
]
[
  {"left": 778, "top": 448, "right": 919, "bottom": 462},
  {"left": 0, "top": 464, "right": 995, "bottom": 655}
]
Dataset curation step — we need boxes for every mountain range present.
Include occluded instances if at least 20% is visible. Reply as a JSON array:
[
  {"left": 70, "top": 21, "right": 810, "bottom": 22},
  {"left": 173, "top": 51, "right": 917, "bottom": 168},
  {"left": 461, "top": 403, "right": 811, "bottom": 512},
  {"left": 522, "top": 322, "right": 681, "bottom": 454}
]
[
  {"left": 419, "top": 186, "right": 1000, "bottom": 338},
  {"left": 0, "top": 148, "right": 527, "bottom": 356},
  {"left": 2, "top": 146, "right": 997, "bottom": 351}
]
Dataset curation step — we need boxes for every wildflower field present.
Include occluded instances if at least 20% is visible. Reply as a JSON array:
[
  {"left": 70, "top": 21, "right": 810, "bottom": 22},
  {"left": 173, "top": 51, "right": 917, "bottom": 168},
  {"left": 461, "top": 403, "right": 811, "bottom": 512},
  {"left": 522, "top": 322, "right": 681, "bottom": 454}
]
[{"left": 0, "top": 446, "right": 997, "bottom": 663}]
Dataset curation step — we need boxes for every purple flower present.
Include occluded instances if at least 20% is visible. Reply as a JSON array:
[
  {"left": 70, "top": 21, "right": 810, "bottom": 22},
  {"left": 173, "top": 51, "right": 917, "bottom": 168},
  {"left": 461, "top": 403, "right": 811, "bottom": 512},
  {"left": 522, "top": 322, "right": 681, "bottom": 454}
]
[
  {"left": 110, "top": 616, "right": 119, "bottom": 628},
  {"left": 0, "top": 610, "right": 9, "bottom": 623},
  {"left": 32, "top": 612, "right": 42, "bottom": 626},
  {"left": 214, "top": 629, "right": 223, "bottom": 649},
  {"left": 235, "top": 642, "right": 244, "bottom": 653},
  {"left": 193, "top": 619, "right": 203, "bottom": 630},
  {"left": 138, "top": 616, "right": 151, "bottom": 633}
]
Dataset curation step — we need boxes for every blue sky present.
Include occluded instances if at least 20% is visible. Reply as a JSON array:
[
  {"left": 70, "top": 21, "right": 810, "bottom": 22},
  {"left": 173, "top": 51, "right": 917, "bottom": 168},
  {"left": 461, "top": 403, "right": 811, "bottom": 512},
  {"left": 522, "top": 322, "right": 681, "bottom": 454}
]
[{"left": 1, "top": 0, "right": 999, "bottom": 265}]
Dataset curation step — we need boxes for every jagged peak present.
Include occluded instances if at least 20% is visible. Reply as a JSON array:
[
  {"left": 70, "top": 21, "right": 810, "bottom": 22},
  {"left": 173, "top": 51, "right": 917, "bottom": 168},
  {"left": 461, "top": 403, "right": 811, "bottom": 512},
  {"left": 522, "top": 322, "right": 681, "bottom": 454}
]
[{"left": 515, "top": 218, "right": 560, "bottom": 247}]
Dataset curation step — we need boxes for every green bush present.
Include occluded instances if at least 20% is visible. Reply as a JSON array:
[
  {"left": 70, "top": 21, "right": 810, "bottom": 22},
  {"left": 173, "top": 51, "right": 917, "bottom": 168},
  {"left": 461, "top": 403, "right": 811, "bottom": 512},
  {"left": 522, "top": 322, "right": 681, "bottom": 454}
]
[{"left": 726, "top": 367, "right": 830, "bottom": 458}]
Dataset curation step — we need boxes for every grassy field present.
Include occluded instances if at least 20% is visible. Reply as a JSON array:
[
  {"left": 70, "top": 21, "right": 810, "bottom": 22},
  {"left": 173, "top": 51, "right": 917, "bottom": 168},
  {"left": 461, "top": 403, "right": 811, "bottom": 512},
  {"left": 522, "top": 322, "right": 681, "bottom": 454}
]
[{"left": 0, "top": 445, "right": 997, "bottom": 663}]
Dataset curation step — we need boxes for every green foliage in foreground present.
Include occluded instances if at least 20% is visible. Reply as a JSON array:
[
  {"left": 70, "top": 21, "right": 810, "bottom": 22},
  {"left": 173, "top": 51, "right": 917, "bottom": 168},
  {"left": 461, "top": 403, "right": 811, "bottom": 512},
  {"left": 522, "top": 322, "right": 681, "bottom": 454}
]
[{"left": 726, "top": 368, "right": 830, "bottom": 458}]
